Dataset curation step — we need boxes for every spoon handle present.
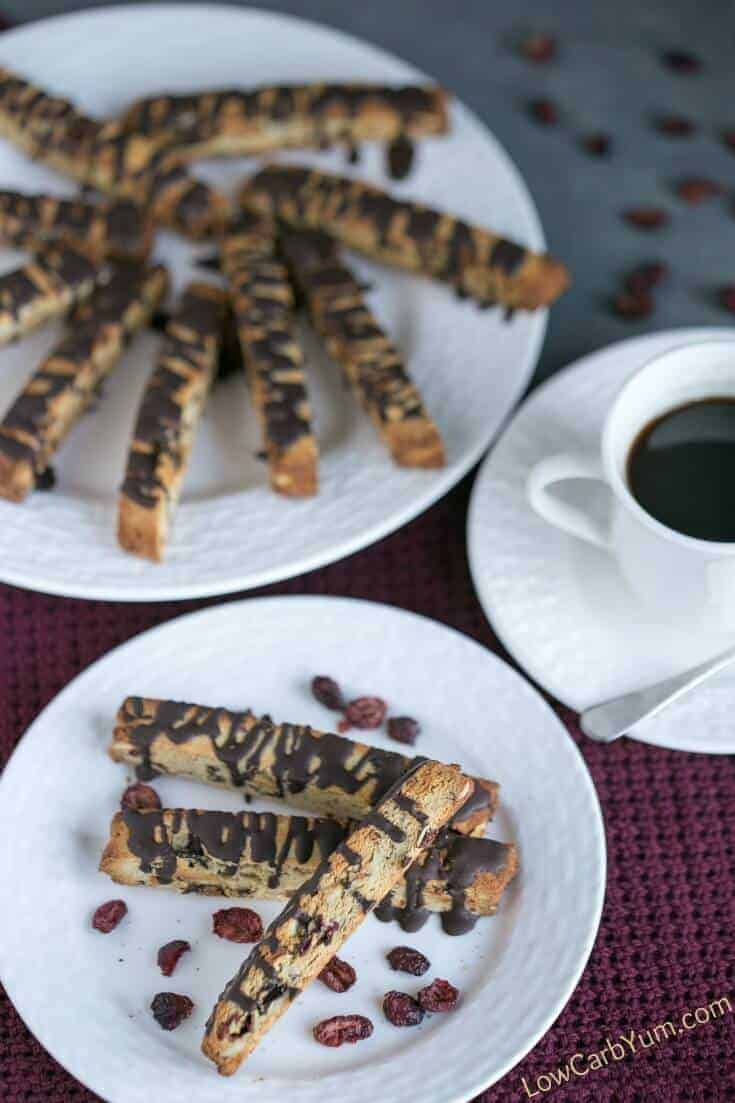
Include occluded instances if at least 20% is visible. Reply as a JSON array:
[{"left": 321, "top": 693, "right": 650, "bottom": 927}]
[{"left": 580, "top": 642, "right": 735, "bottom": 743}]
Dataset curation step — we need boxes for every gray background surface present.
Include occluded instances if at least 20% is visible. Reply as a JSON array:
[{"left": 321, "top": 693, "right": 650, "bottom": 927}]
[{"left": 3, "top": 0, "right": 734, "bottom": 382}]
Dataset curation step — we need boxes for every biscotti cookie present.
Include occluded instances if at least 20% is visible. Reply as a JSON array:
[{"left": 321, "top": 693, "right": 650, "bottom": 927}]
[
  {"left": 241, "top": 164, "right": 570, "bottom": 310},
  {"left": 0, "top": 244, "right": 101, "bottom": 347},
  {"left": 118, "top": 282, "right": 226, "bottom": 561},
  {"left": 219, "top": 211, "right": 318, "bottom": 496},
  {"left": 281, "top": 227, "right": 445, "bottom": 468},
  {"left": 0, "top": 65, "right": 228, "bottom": 239},
  {"left": 202, "top": 759, "right": 472, "bottom": 1074},
  {"left": 108, "top": 696, "right": 499, "bottom": 836},
  {"left": 119, "top": 83, "right": 448, "bottom": 160},
  {"left": 0, "top": 191, "right": 153, "bottom": 259},
  {"left": 0, "top": 263, "right": 168, "bottom": 502},
  {"left": 101, "top": 807, "right": 518, "bottom": 934}
]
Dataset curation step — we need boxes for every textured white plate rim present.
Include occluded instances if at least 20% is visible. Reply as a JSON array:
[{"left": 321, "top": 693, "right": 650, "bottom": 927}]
[
  {"left": 467, "top": 325, "right": 735, "bottom": 754},
  {"left": 0, "top": 3, "right": 548, "bottom": 603},
  {"left": 0, "top": 594, "right": 605, "bottom": 1103}
]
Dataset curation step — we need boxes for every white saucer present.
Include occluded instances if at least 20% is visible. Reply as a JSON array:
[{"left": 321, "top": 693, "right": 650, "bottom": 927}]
[
  {"left": 0, "top": 596, "right": 604, "bottom": 1103},
  {"left": 468, "top": 326, "right": 735, "bottom": 754}
]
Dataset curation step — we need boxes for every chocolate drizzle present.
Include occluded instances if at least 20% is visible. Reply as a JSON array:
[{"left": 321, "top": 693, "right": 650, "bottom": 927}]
[
  {"left": 386, "top": 135, "right": 415, "bottom": 180},
  {"left": 121, "top": 807, "right": 349, "bottom": 887},
  {"left": 374, "top": 829, "right": 515, "bottom": 935},
  {"left": 490, "top": 239, "right": 526, "bottom": 276},
  {"left": 121, "top": 806, "right": 179, "bottom": 883},
  {"left": 195, "top": 251, "right": 221, "bottom": 272},
  {"left": 35, "top": 465, "right": 55, "bottom": 490},
  {"left": 369, "top": 811, "right": 407, "bottom": 844}
]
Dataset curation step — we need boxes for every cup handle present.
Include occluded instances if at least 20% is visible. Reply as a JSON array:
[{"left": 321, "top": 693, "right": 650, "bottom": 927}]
[{"left": 526, "top": 451, "right": 612, "bottom": 550}]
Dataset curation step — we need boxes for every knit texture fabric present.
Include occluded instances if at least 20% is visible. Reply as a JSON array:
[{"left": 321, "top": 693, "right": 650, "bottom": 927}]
[{"left": 1, "top": 472, "right": 733, "bottom": 1102}]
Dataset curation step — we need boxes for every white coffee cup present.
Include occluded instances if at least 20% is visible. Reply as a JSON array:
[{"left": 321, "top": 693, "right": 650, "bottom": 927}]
[{"left": 527, "top": 339, "right": 735, "bottom": 631}]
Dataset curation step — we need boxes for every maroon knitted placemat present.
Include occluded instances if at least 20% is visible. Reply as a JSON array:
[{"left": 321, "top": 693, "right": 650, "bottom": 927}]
[{"left": 1, "top": 471, "right": 733, "bottom": 1103}]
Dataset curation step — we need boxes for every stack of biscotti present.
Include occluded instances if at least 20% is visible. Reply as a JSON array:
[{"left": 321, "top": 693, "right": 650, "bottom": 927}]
[
  {"left": 101, "top": 692, "right": 518, "bottom": 1072},
  {"left": 103, "top": 695, "right": 517, "bottom": 934}
]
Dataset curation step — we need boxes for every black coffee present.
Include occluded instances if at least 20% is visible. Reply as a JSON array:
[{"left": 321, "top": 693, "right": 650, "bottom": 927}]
[{"left": 627, "top": 397, "right": 735, "bottom": 541}]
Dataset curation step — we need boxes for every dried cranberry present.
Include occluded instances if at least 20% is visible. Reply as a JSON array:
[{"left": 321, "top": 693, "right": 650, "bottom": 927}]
[
  {"left": 718, "top": 286, "right": 735, "bottom": 314},
  {"left": 418, "top": 978, "right": 459, "bottom": 1012},
  {"left": 344, "top": 696, "right": 387, "bottom": 730},
  {"left": 120, "top": 782, "right": 161, "bottom": 811},
  {"left": 580, "top": 132, "right": 612, "bottom": 157},
  {"left": 212, "top": 907, "right": 263, "bottom": 943},
  {"left": 519, "top": 33, "right": 556, "bottom": 63},
  {"left": 313, "top": 1014, "right": 373, "bottom": 1047},
  {"left": 613, "top": 290, "right": 653, "bottom": 320},
  {"left": 625, "top": 262, "right": 668, "bottom": 294},
  {"left": 383, "top": 990, "right": 424, "bottom": 1027},
  {"left": 157, "top": 939, "right": 191, "bottom": 977},
  {"left": 387, "top": 716, "right": 421, "bottom": 745},
  {"left": 676, "top": 177, "right": 721, "bottom": 204},
  {"left": 92, "top": 899, "right": 127, "bottom": 933},
  {"left": 655, "top": 115, "right": 695, "bottom": 137},
  {"left": 387, "top": 946, "right": 430, "bottom": 976},
  {"left": 662, "top": 50, "right": 701, "bottom": 74},
  {"left": 150, "top": 992, "right": 194, "bottom": 1030},
  {"left": 311, "top": 675, "right": 346, "bottom": 711},
  {"left": 529, "top": 98, "right": 558, "bottom": 125},
  {"left": 623, "top": 208, "right": 669, "bottom": 231},
  {"left": 319, "top": 956, "right": 357, "bottom": 993}
]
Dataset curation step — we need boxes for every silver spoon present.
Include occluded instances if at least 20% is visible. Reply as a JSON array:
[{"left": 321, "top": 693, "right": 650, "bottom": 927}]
[{"left": 580, "top": 642, "right": 735, "bottom": 743}]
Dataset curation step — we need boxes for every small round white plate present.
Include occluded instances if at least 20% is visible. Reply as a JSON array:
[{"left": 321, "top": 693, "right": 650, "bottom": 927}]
[
  {"left": 0, "top": 596, "right": 604, "bottom": 1103},
  {"left": 468, "top": 327, "right": 735, "bottom": 754},
  {"left": 0, "top": 4, "right": 548, "bottom": 601}
]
